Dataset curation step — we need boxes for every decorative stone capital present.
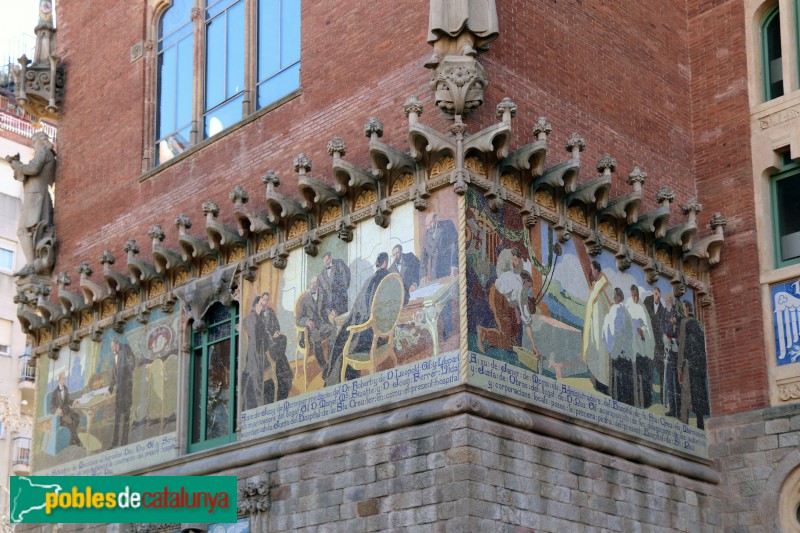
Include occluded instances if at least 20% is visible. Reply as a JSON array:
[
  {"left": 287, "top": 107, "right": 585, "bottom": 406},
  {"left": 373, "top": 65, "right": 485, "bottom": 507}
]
[
  {"left": 174, "top": 214, "right": 192, "bottom": 232},
  {"left": 148, "top": 224, "right": 166, "bottom": 242},
  {"left": 626, "top": 166, "right": 647, "bottom": 192},
  {"left": 293, "top": 153, "right": 312, "bottom": 175},
  {"left": 99, "top": 250, "right": 115, "bottom": 266},
  {"left": 596, "top": 154, "right": 617, "bottom": 174},
  {"left": 123, "top": 239, "right": 139, "bottom": 255},
  {"left": 202, "top": 200, "right": 220, "bottom": 218},
  {"left": 76, "top": 262, "right": 93, "bottom": 277},
  {"left": 565, "top": 133, "right": 586, "bottom": 159},
  {"left": 495, "top": 97, "right": 517, "bottom": 123},
  {"left": 230, "top": 185, "right": 249, "bottom": 205},
  {"left": 403, "top": 96, "right": 424, "bottom": 122},
  {"left": 532, "top": 117, "right": 552, "bottom": 140},
  {"left": 430, "top": 55, "right": 487, "bottom": 118},
  {"left": 710, "top": 212, "right": 728, "bottom": 233},
  {"left": 656, "top": 186, "right": 675, "bottom": 205},
  {"left": 364, "top": 118, "right": 384, "bottom": 140},
  {"left": 262, "top": 170, "right": 281, "bottom": 189},
  {"left": 326, "top": 136, "right": 347, "bottom": 158}
]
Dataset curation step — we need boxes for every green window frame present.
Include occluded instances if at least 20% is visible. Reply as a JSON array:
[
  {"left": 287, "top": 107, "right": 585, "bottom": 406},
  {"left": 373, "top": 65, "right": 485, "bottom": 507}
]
[
  {"left": 188, "top": 302, "right": 239, "bottom": 453},
  {"left": 771, "top": 154, "right": 800, "bottom": 268},
  {"left": 762, "top": 5, "right": 784, "bottom": 101}
]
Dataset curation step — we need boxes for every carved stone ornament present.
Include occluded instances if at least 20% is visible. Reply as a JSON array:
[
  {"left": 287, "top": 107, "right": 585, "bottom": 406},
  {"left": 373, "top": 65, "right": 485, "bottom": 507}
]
[
  {"left": 172, "top": 263, "right": 238, "bottom": 330},
  {"left": 238, "top": 479, "right": 270, "bottom": 515},
  {"left": 778, "top": 381, "right": 800, "bottom": 402},
  {"left": 431, "top": 55, "right": 488, "bottom": 118}
]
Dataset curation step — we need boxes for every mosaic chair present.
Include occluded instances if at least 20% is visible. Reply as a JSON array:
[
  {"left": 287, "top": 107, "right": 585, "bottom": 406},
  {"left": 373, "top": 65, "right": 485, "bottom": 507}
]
[
  {"left": 340, "top": 273, "right": 404, "bottom": 383},
  {"left": 293, "top": 290, "right": 313, "bottom": 392}
]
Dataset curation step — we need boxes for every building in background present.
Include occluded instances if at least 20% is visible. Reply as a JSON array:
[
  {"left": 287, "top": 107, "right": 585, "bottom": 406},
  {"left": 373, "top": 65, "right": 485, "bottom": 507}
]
[{"left": 7, "top": 0, "right": 800, "bottom": 531}]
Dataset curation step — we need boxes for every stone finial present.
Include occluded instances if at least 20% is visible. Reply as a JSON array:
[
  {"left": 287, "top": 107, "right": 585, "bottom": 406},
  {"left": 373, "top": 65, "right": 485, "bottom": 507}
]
[
  {"left": 495, "top": 97, "right": 517, "bottom": 123},
  {"left": 656, "top": 186, "right": 675, "bottom": 206},
  {"left": 626, "top": 166, "right": 647, "bottom": 192},
  {"left": 682, "top": 198, "right": 702, "bottom": 221},
  {"left": 596, "top": 154, "right": 617, "bottom": 174},
  {"left": 99, "top": 250, "right": 115, "bottom": 266},
  {"left": 364, "top": 118, "right": 384, "bottom": 140},
  {"left": 148, "top": 224, "right": 166, "bottom": 242},
  {"left": 403, "top": 96, "right": 424, "bottom": 123},
  {"left": 262, "top": 170, "right": 280, "bottom": 189},
  {"left": 293, "top": 153, "right": 312, "bottom": 175},
  {"left": 230, "top": 186, "right": 249, "bottom": 205},
  {"left": 175, "top": 214, "right": 192, "bottom": 233},
  {"left": 326, "top": 137, "right": 347, "bottom": 158},
  {"left": 123, "top": 239, "right": 140, "bottom": 256},
  {"left": 532, "top": 117, "right": 552, "bottom": 141},
  {"left": 202, "top": 200, "right": 220, "bottom": 218},
  {"left": 565, "top": 133, "right": 586, "bottom": 159},
  {"left": 710, "top": 212, "right": 728, "bottom": 234},
  {"left": 56, "top": 272, "right": 71, "bottom": 287},
  {"left": 76, "top": 262, "right": 94, "bottom": 277},
  {"left": 35, "top": 283, "right": 51, "bottom": 297}
]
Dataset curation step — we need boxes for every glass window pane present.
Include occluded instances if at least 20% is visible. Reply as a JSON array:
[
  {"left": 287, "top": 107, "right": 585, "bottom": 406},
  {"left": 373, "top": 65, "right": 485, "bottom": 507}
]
[
  {"left": 765, "top": 11, "right": 783, "bottom": 99},
  {"left": 257, "top": 63, "right": 299, "bottom": 109},
  {"left": 207, "top": 302, "right": 232, "bottom": 325},
  {"left": 0, "top": 248, "right": 13, "bottom": 270},
  {"left": 777, "top": 174, "right": 800, "bottom": 262},
  {"left": 204, "top": 94, "right": 244, "bottom": 137},
  {"left": 157, "top": 45, "right": 178, "bottom": 139},
  {"left": 160, "top": 0, "right": 192, "bottom": 38},
  {"left": 227, "top": 2, "right": 245, "bottom": 98},
  {"left": 281, "top": 0, "right": 301, "bottom": 67},
  {"left": 206, "top": 340, "right": 231, "bottom": 440},
  {"left": 206, "top": 15, "right": 226, "bottom": 110},
  {"left": 207, "top": 0, "right": 236, "bottom": 19},
  {"left": 258, "top": 0, "right": 280, "bottom": 80},
  {"left": 156, "top": 125, "right": 190, "bottom": 166},
  {"left": 176, "top": 35, "right": 193, "bottom": 128},
  {"left": 191, "top": 348, "right": 204, "bottom": 444}
]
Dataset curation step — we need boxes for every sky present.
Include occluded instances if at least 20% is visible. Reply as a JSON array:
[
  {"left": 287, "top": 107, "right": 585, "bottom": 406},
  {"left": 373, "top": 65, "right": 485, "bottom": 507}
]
[{"left": 0, "top": 0, "right": 40, "bottom": 68}]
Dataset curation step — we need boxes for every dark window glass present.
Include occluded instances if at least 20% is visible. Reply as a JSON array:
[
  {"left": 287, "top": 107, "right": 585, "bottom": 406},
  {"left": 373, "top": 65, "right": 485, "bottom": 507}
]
[
  {"left": 764, "top": 8, "right": 783, "bottom": 100},
  {"left": 206, "top": 339, "right": 231, "bottom": 440},
  {"left": 257, "top": 0, "right": 300, "bottom": 110},
  {"left": 776, "top": 173, "right": 800, "bottom": 262}
]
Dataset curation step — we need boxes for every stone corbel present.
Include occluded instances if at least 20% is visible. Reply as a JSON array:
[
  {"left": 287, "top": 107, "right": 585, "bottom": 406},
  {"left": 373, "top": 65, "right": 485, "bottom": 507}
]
[
  {"left": 658, "top": 199, "right": 701, "bottom": 253},
  {"left": 430, "top": 55, "right": 488, "bottom": 118},
  {"left": 298, "top": 150, "right": 340, "bottom": 215},
  {"left": 56, "top": 272, "right": 85, "bottom": 315},
  {"left": 68, "top": 332, "right": 81, "bottom": 352},
  {"left": 554, "top": 214, "right": 573, "bottom": 243},
  {"left": 203, "top": 200, "right": 247, "bottom": 261},
  {"left": 566, "top": 136, "right": 610, "bottom": 211},
  {"left": 77, "top": 261, "right": 111, "bottom": 305},
  {"left": 644, "top": 259, "right": 662, "bottom": 284},
  {"left": 629, "top": 185, "right": 673, "bottom": 240},
  {"left": 499, "top": 116, "right": 550, "bottom": 193},
  {"left": 684, "top": 212, "right": 727, "bottom": 266},
  {"left": 262, "top": 171, "right": 304, "bottom": 227},
  {"left": 172, "top": 263, "right": 238, "bottom": 330},
  {"left": 99, "top": 250, "right": 134, "bottom": 296},
  {"left": 598, "top": 162, "right": 642, "bottom": 226},
  {"left": 407, "top": 114, "right": 454, "bottom": 163},
  {"left": 370, "top": 108, "right": 417, "bottom": 178},
  {"left": 230, "top": 186, "right": 273, "bottom": 239},
  {"left": 148, "top": 225, "right": 190, "bottom": 277},
  {"left": 175, "top": 214, "right": 218, "bottom": 268},
  {"left": 15, "top": 292, "right": 45, "bottom": 334},
  {"left": 34, "top": 284, "right": 63, "bottom": 324},
  {"left": 124, "top": 239, "right": 161, "bottom": 286},
  {"left": 670, "top": 271, "right": 687, "bottom": 298},
  {"left": 461, "top": 98, "right": 514, "bottom": 163},
  {"left": 584, "top": 230, "right": 605, "bottom": 256},
  {"left": 330, "top": 127, "right": 381, "bottom": 216},
  {"left": 616, "top": 245, "right": 633, "bottom": 271}
]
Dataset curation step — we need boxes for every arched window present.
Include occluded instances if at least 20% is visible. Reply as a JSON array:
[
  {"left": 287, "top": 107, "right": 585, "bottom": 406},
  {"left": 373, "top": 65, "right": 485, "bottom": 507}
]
[
  {"left": 152, "top": 0, "right": 301, "bottom": 168},
  {"left": 762, "top": 6, "right": 784, "bottom": 101},
  {"left": 155, "top": 0, "right": 194, "bottom": 166},
  {"left": 188, "top": 302, "right": 239, "bottom": 452},
  {"left": 772, "top": 152, "right": 800, "bottom": 267}
]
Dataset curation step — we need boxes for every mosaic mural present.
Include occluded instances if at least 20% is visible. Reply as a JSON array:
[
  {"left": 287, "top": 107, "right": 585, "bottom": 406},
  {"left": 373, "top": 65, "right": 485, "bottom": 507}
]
[
  {"left": 772, "top": 276, "right": 800, "bottom": 366},
  {"left": 32, "top": 309, "right": 180, "bottom": 474},
  {"left": 465, "top": 188, "right": 710, "bottom": 456},
  {"left": 239, "top": 195, "right": 461, "bottom": 440}
]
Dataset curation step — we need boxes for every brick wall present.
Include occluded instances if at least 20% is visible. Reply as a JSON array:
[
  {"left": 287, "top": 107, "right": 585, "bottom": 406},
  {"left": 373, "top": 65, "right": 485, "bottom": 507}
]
[{"left": 688, "top": 0, "right": 769, "bottom": 415}]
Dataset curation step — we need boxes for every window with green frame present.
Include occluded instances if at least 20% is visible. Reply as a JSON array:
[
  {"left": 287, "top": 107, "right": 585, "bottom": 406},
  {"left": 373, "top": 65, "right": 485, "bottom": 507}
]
[
  {"left": 189, "top": 302, "right": 239, "bottom": 453},
  {"left": 762, "top": 5, "right": 784, "bottom": 101},
  {"left": 772, "top": 153, "right": 800, "bottom": 268}
]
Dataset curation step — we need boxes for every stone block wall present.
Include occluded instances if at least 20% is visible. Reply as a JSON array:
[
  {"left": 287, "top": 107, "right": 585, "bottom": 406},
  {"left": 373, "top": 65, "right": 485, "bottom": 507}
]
[{"left": 709, "top": 402, "right": 800, "bottom": 532}]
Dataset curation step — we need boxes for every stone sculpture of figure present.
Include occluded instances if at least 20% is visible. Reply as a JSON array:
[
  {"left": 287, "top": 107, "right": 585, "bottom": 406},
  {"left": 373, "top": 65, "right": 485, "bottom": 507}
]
[
  {"left": 5, "top": 131, "right": 56, "bottom": 276},
  {"left": 426, "top": 0, "right": 500, "bottom": 68}
]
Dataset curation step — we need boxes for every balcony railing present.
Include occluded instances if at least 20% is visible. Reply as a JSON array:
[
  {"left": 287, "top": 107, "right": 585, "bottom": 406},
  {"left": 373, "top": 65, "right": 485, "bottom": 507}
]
[
  {"left": 0, "top": 94, "right": 57, "bottom": 142},
  {"left": 19, "top": 357, "right": 35, "bottom": 382},
  {"left": 13, "top": 437, "right": 30, "bottom": 466}
]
